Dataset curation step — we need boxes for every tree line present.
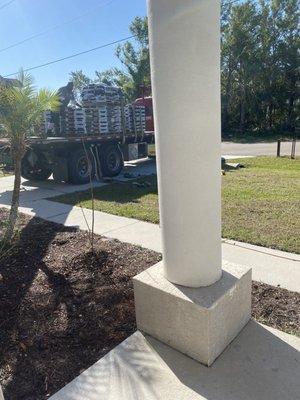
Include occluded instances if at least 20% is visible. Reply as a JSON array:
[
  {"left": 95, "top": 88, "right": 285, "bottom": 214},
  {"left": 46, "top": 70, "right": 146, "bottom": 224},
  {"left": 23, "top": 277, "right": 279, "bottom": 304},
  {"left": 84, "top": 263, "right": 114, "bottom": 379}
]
[
  {"left": 221, "top": 0, "right": 299, "bottom": 138},
  {"left": 71, "top": 0, "right": 299, "bottom": 139}
]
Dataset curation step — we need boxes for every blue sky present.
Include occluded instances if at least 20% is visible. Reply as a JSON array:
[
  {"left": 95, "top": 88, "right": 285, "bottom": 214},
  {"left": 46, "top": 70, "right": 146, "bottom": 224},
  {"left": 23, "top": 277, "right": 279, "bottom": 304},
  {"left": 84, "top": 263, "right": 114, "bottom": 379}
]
[{"left": 0, "top": 0, "right": 147, "bottom": 89}]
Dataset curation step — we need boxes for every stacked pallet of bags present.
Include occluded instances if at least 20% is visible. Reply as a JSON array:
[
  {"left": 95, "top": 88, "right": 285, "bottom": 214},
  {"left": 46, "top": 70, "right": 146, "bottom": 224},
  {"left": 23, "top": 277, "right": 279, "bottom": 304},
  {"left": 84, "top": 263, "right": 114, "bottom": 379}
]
[
  {"left": 39, "top": 83, "right": 146, "bottom": 137},
  {"left": 66, "top": 101, "right": 87, "bottom": 136},
  {"left": 37, "top": 110, "right": 56, "bottom": 137},
  {"left": 133, "top": 105, "right": 146, "bottom": 132},
  {"left": 81, "top": 84, "right": 123, "bottom": 135},
  {"left": 39, "top": 82, "right": 86, "bottom": 137},
  {"left": 124, "top": 105, "right": 146, "bottom": 133},
  {"left": 73, "top": 108, "right": 87, "bottom": 135},
  {"left": 59, "top": 101, "right": 87, "bottom": 136},
  {"left": 44, "top": 111, "right": 55, "bottom": 135}
]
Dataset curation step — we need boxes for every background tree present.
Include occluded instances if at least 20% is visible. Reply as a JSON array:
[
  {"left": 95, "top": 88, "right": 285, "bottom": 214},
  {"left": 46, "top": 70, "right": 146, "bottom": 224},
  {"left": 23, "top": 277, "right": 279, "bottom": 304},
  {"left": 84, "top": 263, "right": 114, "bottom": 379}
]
[
  {"left": 94, "top": 68, "right": 134, "bottom": 98},
  {"left": 0, "top": 71, "right": 59, "bottom": 242},
  {"left": 221, "top": 0, "right": 299, "bottom": 137},
  {"left": 70, "top": 17, "right": 150, "bottom": 101},
  {"left": 70, "top": 1, "right": 298, "bottom": 138},
  {"left": 69, "top": 69, "right": 91, "bottom": 92},
  {"left": 69, "top": 70, "right": 91, "bottom": 101},
  {"left": 222, "top": 1, "right": 260, "bottom": 134}
]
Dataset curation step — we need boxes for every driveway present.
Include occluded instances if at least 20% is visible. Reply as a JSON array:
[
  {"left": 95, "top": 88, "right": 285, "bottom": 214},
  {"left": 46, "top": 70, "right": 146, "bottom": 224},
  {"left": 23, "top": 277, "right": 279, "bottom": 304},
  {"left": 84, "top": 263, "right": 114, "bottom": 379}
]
[
  {"left": 221, "top": 140, "right": 298, "bottom": 157},
  {"left": 0, "top": 158, "right": 157, "bottom": 208}
]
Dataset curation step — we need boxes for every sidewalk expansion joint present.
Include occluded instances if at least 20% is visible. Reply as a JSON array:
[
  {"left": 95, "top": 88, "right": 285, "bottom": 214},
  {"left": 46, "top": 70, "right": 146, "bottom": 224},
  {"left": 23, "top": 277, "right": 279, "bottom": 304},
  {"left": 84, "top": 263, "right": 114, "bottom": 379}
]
[{"left": 102, "top": 220, "right": 141, "bottom": 235}]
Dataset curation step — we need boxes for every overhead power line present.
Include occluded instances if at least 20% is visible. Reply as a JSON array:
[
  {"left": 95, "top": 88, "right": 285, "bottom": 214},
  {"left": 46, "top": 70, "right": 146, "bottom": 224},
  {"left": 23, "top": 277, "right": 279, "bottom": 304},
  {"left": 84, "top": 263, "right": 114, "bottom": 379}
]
[
  {"left": 0, "top": 0, "right": 17, "bottom": 11},
  {"left": 2, "top": 0, "right": 243, "bottom": 77},
  {"left": 1, "top": 0, "right": 240, "bottom": 53},
  {"left": 3, "top": 35, "right": 135, "bottom": 77},
  {"left": 0, "top": 0, "right": 116, "bottom": 53}
]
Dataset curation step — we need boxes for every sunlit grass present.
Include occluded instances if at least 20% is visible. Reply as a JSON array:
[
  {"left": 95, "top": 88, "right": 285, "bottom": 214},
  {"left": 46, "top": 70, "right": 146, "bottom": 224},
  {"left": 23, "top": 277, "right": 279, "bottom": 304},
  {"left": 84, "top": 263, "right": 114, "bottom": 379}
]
[{"left": 52, "top": 157, "right": 300, "bottom": 253}]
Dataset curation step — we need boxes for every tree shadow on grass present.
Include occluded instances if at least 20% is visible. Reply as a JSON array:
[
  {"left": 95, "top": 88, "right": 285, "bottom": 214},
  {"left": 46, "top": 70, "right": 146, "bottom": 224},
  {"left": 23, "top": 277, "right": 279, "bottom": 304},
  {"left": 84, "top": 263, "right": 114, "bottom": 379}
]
[{"left": 54, "top": 175, "right": 158, "bottom": 207}]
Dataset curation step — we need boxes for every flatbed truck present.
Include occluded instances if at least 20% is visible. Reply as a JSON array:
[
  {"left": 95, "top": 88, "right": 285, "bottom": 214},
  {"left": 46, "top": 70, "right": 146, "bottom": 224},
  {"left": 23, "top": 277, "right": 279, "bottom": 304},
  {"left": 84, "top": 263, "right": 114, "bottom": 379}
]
[{"left": 0, "top": 130, "right": 155, "bottom": 184}]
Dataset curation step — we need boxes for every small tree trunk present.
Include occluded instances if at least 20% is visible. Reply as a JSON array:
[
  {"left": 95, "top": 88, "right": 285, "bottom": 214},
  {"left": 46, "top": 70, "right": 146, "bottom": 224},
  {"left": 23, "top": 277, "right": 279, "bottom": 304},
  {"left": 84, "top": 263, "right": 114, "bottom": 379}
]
[
  {"left": 223, "top": 61, "right": 235, "bottom": 134},
  {"left": 239, "top": 82, "right": 246, "bottom": 134},
  {"left": 4, "top": 149, "right": 23, "bottom": 243},
  {"left": 287, "top": 95, "right": 295, "bottom": 132}
]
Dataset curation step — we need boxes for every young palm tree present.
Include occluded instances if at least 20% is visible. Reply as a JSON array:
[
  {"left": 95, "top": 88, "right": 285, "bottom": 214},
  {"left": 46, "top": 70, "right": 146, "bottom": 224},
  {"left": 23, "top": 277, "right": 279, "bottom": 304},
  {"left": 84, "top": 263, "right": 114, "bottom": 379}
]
[{"left": 0, "top": 70, "right": 59, "bottom": 242}]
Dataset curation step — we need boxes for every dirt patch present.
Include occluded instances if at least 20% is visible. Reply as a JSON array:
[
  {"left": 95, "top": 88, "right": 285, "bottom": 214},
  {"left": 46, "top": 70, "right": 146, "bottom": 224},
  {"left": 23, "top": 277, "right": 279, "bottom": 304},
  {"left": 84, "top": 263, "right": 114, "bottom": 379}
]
[
  {"left": 252, "top": 282, "right": 300, "bottom": 336},
  {"left": 0, "top": 209, "right": 161, "bottom": 400},
  {"left": 0, "top": 208, "right": 299, "bottom": 399}
]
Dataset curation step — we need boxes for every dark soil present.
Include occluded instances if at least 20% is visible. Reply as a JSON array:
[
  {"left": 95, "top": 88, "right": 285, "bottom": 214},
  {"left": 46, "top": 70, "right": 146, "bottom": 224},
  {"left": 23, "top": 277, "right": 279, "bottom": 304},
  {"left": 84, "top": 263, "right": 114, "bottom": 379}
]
[
  {"left": 0, "top": 209, "right": 161, "bottom": 400},
  {"left": 0, "top": 208, "right": 299, "bottom": 399},
  {"left": 252, "top": 281, "right": 300, "bottom": 337}
]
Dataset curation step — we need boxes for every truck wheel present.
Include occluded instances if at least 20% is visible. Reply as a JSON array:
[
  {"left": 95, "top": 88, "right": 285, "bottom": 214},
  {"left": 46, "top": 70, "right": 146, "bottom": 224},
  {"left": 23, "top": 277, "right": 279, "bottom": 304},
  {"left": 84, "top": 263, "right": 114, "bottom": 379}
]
[
  {"left": 68, "top": 149, "right": 95, "bottom": 184},
  {"left": 21, "top": 153, "right": 52, "bottom": 181},
  {"left": 100, "top": 145, "right": 124, "bottom": 177}
]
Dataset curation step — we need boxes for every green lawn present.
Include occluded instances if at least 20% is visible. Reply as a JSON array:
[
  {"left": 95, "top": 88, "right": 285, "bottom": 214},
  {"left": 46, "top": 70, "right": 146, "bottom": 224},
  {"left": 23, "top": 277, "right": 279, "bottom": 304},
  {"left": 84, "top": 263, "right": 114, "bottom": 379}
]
[
  {"left": 222, "top": 157, "right": 300, "bottom": 253},
  {"left": 56, "top": 175, "right": 160, "bottom": 225},
  {"left": 52, "top": 157, "right": 300, "bottom": 254}
]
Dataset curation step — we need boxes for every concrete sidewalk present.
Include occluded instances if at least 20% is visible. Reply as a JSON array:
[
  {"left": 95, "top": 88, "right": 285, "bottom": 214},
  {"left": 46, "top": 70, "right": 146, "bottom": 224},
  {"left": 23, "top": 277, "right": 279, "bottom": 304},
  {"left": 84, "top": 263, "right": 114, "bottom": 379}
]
[
  {"left": 1, "top": 195, "right": 299, "bottom": 292},
  {"left": 50, "top": 321, "right": 300, "bottom": 400},
  {"left": 0, "top": 159, "right": 299, "bottom": 292}
]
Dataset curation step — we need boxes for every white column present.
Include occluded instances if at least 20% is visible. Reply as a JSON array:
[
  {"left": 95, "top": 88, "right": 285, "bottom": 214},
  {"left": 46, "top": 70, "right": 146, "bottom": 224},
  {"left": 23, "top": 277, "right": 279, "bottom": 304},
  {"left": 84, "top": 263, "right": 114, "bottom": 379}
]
[
  {"left": 0, "top": 385, "right": 4, "bottom": 400},
  {"left": 148, "top": 0, "right": 222, "bottom": 287}
]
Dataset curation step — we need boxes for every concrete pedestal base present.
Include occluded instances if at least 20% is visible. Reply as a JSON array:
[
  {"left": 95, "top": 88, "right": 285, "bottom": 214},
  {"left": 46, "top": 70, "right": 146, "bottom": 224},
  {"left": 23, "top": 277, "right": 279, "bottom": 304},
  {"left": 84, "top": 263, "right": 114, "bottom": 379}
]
[{"left": 134, "top": 261, "right": 252, "bottom": 366}]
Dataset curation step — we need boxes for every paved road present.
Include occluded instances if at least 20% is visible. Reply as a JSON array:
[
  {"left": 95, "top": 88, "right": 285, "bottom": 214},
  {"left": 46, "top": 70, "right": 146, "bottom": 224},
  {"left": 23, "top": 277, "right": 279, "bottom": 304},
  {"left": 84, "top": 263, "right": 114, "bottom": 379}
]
[{"left": 221, "top": 141, "right": 298, "bottom": 157}]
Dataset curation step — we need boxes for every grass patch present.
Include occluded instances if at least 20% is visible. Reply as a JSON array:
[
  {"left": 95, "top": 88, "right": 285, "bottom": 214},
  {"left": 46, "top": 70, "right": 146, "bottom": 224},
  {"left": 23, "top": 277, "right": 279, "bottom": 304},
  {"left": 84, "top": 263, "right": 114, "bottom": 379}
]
[
  {"left": 222, "top": 157, "right": 300, "bottom": 253},
  {"left": 54, "top": 175, "right": 159, "bottom": 224},
  {"left": 52, "top": 157, "right": 300, "bottom": 253},
  {"left": 148, "top": 144, "right": 156, "bottom": 157}
]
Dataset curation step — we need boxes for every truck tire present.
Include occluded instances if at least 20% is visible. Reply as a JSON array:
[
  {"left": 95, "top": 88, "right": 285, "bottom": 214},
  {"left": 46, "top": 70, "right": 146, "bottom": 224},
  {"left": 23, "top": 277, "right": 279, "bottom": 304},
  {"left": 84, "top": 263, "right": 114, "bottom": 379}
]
[
  {"left": 21, "top": 153, "right": 52, "bottom": 181},
  {"left": 68, "top": 148, "right": 95, "bottom": 184},
  {"left": 100, "top": 144, "right": 124, "bottom": 177}
]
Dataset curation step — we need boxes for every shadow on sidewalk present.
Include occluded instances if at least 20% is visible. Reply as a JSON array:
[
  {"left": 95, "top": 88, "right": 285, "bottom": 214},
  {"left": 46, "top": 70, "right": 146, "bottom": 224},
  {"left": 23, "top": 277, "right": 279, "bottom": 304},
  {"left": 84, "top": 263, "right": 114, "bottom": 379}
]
[
  {"left": 50, "top": 321, "right": 300, "bottom": 400},
  {"left": 148, "top": 320, "right": 299, "bottom": 400}
]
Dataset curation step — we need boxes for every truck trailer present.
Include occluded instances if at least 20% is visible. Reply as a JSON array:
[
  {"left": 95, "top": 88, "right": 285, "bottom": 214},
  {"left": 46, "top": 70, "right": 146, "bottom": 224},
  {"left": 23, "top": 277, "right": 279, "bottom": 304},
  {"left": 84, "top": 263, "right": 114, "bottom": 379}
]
[{"left": 0, "top": 82, "right": 155, "bottom": 184}]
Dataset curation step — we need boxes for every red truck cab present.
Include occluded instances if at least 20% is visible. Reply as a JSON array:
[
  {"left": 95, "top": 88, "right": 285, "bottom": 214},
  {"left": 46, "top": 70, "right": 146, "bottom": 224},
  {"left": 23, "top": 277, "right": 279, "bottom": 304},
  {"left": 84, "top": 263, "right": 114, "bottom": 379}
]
[{"left": 134, "top": 96, "right": 154, "bottom": 132}]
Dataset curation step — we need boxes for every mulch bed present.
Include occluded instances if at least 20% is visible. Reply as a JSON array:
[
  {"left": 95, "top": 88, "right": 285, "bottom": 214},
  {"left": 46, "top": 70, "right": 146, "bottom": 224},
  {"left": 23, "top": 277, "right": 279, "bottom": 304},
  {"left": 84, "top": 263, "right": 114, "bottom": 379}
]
[
  {"left": 0, "top": 210, "right": 161, "bottom": 400},
  {"left": 0, "top": 208, "right": 299, "bottom": 399},
  {"left": 252, "top": 282, "right": 299, "bottom": 337}
]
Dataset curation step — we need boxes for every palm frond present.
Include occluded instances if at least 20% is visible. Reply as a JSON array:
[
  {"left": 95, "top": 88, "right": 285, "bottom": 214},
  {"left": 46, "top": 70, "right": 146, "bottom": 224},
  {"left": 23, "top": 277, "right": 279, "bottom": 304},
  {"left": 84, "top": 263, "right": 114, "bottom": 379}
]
[{"left": 0, "top": 71, "right": 60, "bottom": 142}]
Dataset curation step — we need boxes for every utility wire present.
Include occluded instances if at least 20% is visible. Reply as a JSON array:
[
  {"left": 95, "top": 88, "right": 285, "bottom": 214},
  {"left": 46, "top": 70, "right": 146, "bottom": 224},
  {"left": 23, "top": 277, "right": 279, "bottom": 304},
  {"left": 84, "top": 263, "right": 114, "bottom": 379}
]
[
  {"left": 1, "top": 0, "right": 239, "bottom": 53},
  {"left": 2, "top": 0, "right": 243, "bottom": 77},
  {"left": 0, "top": 0, "right": 17, "bottom": 11},
  {"left": 0, "top": 0, "right": 116, "bottom": 53},
  {"left": 3, "top": 35, "right": 135, "bottom": 77}
]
